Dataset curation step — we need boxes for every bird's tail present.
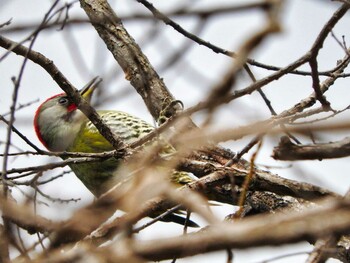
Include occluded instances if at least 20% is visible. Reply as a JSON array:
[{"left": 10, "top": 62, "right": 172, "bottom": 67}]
[{"left": 161, "top": 213, "right": 199, "bottom": 227}]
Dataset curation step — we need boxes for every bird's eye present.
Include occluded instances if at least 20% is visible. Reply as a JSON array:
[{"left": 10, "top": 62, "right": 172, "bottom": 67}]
[{"left": 58, "top": 97, "right": 69, "bottom": 105}]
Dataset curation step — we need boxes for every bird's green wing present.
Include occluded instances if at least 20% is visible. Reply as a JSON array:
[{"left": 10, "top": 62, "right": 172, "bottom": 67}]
[
  {"left": 69, "top": 110, "right": 154, "bottom": 153},
  {"left": 67, "top": 110, "right": 195, "bottom": 195}
]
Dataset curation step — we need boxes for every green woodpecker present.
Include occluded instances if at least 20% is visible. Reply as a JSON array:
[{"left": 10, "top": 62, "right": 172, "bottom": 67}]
[{"left": 34, "top": 78, "right": 196, "bottom": 226}]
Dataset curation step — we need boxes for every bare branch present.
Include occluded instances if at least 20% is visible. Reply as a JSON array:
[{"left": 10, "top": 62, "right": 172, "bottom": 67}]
[
  {"left": 122, "top": 198, "right": 350, "bottom": 261},
  {"left": 0, "top": 35, "right": 127, "bottom": 151},
  {"left": 80, "top": 0, "right": 180, "bottom": 120},
  {"left": 273, "top": 136, "right": 350, "bottom": 161}
]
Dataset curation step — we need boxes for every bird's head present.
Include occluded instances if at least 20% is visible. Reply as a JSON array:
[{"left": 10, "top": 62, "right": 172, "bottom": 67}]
[{"left": 34, "top": 77, "right": 101, "bottom": 151}]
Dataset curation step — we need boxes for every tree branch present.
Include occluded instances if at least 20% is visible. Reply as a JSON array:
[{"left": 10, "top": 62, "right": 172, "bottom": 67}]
[
  {"left": 0, "top": 35, "right": 127, "bottom": 151},
  {"left": 273, "top": 136, "right": 350, "bottom": 161},
  {"left": 80, "top": 0, "right": 180, "bottom": 121},
  {"left": 125, "top": 198, "right": 350, "bottom": 261}
]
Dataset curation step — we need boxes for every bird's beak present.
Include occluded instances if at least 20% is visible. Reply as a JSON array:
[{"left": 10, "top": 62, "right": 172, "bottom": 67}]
[{"left": 80, "top": 77, "right": 102, "bottom": 102}]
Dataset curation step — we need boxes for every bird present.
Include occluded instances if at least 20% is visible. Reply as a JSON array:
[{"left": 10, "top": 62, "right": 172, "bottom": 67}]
[{"left": 33, "top": 77, "right": 197, "bottom": 226}]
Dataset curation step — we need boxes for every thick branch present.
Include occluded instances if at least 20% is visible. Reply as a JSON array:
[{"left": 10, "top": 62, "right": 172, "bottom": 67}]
[
  {"left": 80, "top": 0, "right": 179, "bottom": 120},
  {"left": 273, "top": 136, "right": 350, "bottom": 160},
  {"left": 126, "top": 198, "right": 350, "bottom": 261}
]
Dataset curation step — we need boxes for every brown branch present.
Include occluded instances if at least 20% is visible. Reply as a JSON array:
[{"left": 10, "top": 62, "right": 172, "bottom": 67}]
[
  {"left": 304, "top": 2, "right": 349, "bottom": 109},
  {"left": 47, "top": 162, "right": 338, "bottom": 249},
  {"left": 306, "top": 237, "right": 338, "bottom": 263},
  {"left": 0, "top": 35, "right": 127, "bottom": 152},
  {"left": 3, "top": 4, "right": 350, "bottom": 79},
  {"left": 307, "top": 2, "right": 342, "bottom": 110},
  {"left": 82, "top": 159, "right": 341, "bottom": 247},
  {"left": 277, "top": 52, "right": 350, "bottom": 119},
  {"left": 120, "top": 198, "right": 350, "bottom": 261},
  {"left": 79, "top": 0, "right": 179, "bottom": 121},
  {"left": 0, "top": 194, "right": 56, "bottom": 235},
  {"left": 190, "top": 168, "right": 339, "bottom": 202},
  {"left": 49, "top": 188, "right": 123, "bottom": 248},
  {"left": 273, "top": 136, "right": 350, "bottom": 161},
  {"left": 48, "top": 182, "right": 200, "bottom": 248},
  {"left": 309, "top": 56, "right": 330, "bottom": 109},
  {"left": 0, "top": 224, "right": 10, "bottom": 263},
  {"left": 205, "top": 0, "right": 281, "bottom": 109},
  {"left": 174, "top": 115, "right": 350, "bottom": 159},
  {"left": 3, "top": 155, "right": 123, "bottom": 178},
  {"left": 184, "top": 54, "right": 309, "bottom": 116},
  {"left": 235, "top": 141, "right": 262, "bottom": 218},
  {"left": 183, "top": 3, "right": 349, "bottom": 116},
  {"left": 306, "top": 186, "right": 350, "bottom": 263}
]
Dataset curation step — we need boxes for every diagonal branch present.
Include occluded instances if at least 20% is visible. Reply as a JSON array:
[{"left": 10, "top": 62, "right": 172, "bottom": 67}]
[
  {"left": 122, "top": 198, "right": 350, "bottom": 261},
  {"left": 80, "top": 0, "right": 180, "bottom": 121},
  {"left": 273, "top": 136, "right": 350, "bottom": 160},
  {"left": 0, "top": 35, "right": 127, "bottom": 152}
]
